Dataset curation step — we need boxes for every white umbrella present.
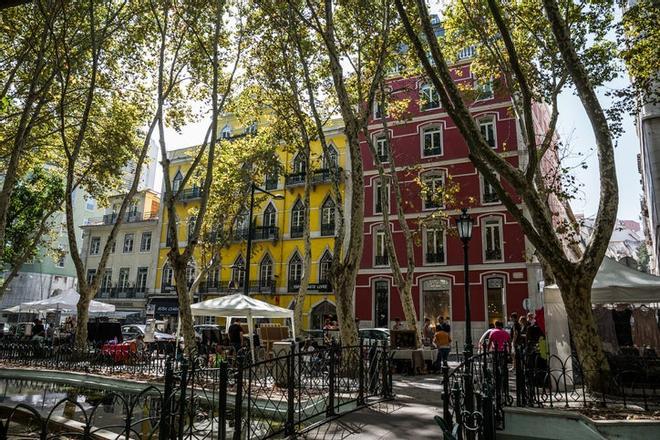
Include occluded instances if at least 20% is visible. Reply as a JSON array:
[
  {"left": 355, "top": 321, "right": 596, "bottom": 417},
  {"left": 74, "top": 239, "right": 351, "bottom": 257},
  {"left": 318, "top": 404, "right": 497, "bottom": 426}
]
[{"left": 13, "top": 288, "right": 115, "bottom": 314}]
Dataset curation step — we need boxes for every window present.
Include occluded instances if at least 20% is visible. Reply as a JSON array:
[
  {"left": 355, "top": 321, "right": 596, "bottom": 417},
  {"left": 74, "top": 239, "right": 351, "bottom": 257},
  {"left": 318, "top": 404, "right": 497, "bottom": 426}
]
[
  {"left": 374, "top": 230, "right": 388, "bottom": 266},
  {"left": 236, "top": 211, "right": 249, "bottom": 238},
  {"left": 207, "top": 266, "right": 220, "bottom": 289},
  {"left": 422, "top": 278, "right": 451, "bottom": 328},
  {"left": 118, "top": 268, "right": 130, "bottom": 292},
  {"left": 484, "top": 218, "right": 503, "bottom": 261},
  {"left": 374, "top": 180, "right": 390, "bottom": 214},
  {"left": 422, "top": 173, "right": 445, "bottom": 210},
  {"left": 162, "top": 264, "right": 173, "bottom": 288},
  {"left": 420, "top": 84, "right": 440, "bottom": 110},
  {"left": 475, "top": 79, "right": 494, "bottom": 100},
  {"left": 425, "top": 228, "right": 445, "bottom": 264},
  {"left": 187, "top": 216, "right": 196, "bottom": 242},
  {"left": 221, "top": 124, "right": 232, "bottom": 139},
  {"left": 56, "top": 251, "right": 66, "bottom": 268},
  {"left": 422, "top": 126, "right": 442, "bottom": 156},
  {"left": 232, "top": 255, "right": 245, "bottom": 288},
  {"left": 319, "top": 250, "right": 333, "bottom": 284},
  {"left": 101, "top": 269, "right": 112, "bottom": 293},
  {"left": 123, "top": 233, "right": 134, "bottom": 253},
  {"left": 111, "top": 239, "right": 116, "bottom": 253},
  {"left": 486, "top": 277, "right": 505, "bottom": 326},
  {"left": 374, "top": 280, "right": 389, "bottom": 328},
  {"left": 457, "top": 45, "right": 476, "bottom": 60},
  {"left": 186, "top": 264, "right": 195, "bottom": 287},
  {"left": 288, "top": 253, "right": 303, "bottom": 289},
  {"left": 172, "top": 171, "right": 183, "bottom": 192},
  {"left": 140, "top": 232, "right": 152, "bottom": 252},
  {"left": 320, "top": 197, "right": 336, "bottom": 236},
  {"left": 291, "top": 199, "right": 305, "bottom": 238},
  {"left": 323, "top": 146, "right": 339, "bottom": 170},
  {"left": 136, "top": 267, "right": 148, "bottom": 293},
  {"left": 482, "top": 175, "right": 500, "bottom": 204},
  {"left": 373, "top": 99, "right": 386, "bottom": 119},
  {"left": 265, "top": 171, "right": 278, "bottom": 190},
  {"left": 86, "top": 269, "right": 96, "bottom": 284},
  {"left": 128, "top": 201, "right": 138, "bottom": 218},
  {"left": 479, "top": 117, "right": 496, "bottom": 148},
  {"left": 263, "top": 203, "right": 276, "bottom": 228},
  {"left": 90, "top": 237, "right": 101, "bottom": 255},
  {"left": 374, "top": 135, "right": 390, "bottom": 163},
  {"left": 86, "top": 198, "right": 96, "bottom": 211},
  {"left": 260, "top": 255, "right": 273, "bottom": 287},
  {"left": 292, "top": 153, "right": 306, "bottom": 175}
]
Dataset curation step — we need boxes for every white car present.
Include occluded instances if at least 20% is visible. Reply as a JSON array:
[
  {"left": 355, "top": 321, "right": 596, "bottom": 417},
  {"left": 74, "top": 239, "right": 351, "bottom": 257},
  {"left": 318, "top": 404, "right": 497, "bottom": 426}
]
[
  {"left": 359, "top": 328, "right": 390, "bottom": 345},
  {"left": 122, "top": 324, "right": 176, "bottom": 342}
]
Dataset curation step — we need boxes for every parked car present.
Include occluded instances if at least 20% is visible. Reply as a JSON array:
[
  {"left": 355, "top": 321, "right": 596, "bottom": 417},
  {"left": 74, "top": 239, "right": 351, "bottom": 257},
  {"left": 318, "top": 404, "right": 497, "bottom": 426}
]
[
  {"left": 121, "top": 324, "right": 176, "bottom": 342},
  {"left": 194, "top": 324, "right": 224, "bottom": 344},
  {"left": 359, "top": 328, "right": 390, "bottom": 345},
  {"left": 0, "top": 322, "right": 11, "bottom": 337}
]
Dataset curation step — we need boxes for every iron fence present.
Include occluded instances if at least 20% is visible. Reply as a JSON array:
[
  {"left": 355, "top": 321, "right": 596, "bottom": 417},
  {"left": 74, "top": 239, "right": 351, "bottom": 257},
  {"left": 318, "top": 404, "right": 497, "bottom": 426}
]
[{"left": 0, "top": 341, "right": 392, "bottom": 439}]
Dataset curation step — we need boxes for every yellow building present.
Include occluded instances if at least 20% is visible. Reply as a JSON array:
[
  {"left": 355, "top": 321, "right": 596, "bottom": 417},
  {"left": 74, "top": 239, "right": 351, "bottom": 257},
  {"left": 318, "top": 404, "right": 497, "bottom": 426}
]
[{"left": 152, "top": 117, "right": 348, "bottom": 330}]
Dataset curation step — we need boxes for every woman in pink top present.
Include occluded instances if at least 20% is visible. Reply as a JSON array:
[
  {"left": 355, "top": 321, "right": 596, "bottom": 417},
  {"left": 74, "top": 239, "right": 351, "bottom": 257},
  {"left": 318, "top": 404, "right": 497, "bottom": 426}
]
[{"left": 488, "top": 321, "right": 511, "bottom": 352}]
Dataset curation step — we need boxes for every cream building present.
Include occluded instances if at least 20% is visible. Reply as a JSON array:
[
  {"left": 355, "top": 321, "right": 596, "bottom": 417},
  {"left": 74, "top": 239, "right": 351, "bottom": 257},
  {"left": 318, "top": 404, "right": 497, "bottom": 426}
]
[{"left": 80, "top": 189, "right": 161, "bottom": 317}]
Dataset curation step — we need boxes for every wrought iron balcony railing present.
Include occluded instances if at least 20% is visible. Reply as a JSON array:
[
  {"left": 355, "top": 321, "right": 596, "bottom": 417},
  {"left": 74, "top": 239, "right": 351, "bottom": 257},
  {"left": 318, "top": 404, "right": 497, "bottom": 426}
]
[
  {"left": 86, "top": 211, "right": 159, "bottom": 226},
  {"left": 426, "top": 252, "right": 445, "bottom": 264},
  {"left": 374, "top": 255, "right": 389, "bottom": 266},
  {"left": 320, "top": 223, "right": 336, "bottom": 236}
]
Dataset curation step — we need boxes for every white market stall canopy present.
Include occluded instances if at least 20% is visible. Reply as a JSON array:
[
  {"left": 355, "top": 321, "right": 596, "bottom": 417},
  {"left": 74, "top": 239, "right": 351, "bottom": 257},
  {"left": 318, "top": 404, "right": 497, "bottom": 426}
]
[
  {"left": 190, "top": 293, "right": 295, "bottom": 360},
  {"left": 4, "top": 288, "right": 115, "bottom": 314}
]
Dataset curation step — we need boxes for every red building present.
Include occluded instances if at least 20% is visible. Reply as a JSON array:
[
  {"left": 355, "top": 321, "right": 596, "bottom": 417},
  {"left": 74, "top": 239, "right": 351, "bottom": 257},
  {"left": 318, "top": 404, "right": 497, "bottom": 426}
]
[{"left": 355, "top": 62, "right": 545, "bottom": 348}]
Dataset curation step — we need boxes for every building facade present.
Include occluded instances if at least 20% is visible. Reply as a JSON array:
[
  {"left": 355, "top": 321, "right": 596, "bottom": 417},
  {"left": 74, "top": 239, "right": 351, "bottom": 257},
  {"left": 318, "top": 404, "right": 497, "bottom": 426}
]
[
  {"left": 355, "top": 63, "right": 544, "bottom": 347},
  {"left": 80, "top": 189, "right": 161, "bottom": 317},
  {"left": 152, "top": 117, "right": 349, "bottom": 329}
]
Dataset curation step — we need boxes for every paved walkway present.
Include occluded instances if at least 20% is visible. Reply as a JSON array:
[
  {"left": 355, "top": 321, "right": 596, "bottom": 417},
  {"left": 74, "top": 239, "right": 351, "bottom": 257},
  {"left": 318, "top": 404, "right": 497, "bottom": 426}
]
[{"left": 301, "top": 373, "right": 447, "bottom": 439}]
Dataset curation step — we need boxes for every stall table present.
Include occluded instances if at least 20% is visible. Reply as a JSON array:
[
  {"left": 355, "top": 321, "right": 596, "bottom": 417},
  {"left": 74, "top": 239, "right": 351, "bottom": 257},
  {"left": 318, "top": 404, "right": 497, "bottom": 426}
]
[{"left": 391, "top": 348, "right": 438, "bottom": 374}]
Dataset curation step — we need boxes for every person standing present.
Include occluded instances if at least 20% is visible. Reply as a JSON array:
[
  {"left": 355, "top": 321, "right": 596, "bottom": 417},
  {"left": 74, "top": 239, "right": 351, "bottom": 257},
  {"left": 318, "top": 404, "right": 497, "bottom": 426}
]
[
  {"left": 434, "top": 325, "right": 452, "bottom": 368},
  {"left": 488, "top": 321, "right": 511, "bottom": 352},
  {"left": 392, "top": 317, "right": 403, "bottom": 331},
  {"left": 422, "top": 318, "right": 434, "bottom": 345},
  {"left": 227, "top": 320, "right": 244, "bottom": 354}
]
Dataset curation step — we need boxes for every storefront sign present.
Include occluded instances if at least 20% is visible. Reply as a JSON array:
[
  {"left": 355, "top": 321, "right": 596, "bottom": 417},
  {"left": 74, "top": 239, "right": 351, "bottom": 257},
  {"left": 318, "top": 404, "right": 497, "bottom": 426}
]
[{"left": 150, "top": 299, "right": 179, "bottom": 316}]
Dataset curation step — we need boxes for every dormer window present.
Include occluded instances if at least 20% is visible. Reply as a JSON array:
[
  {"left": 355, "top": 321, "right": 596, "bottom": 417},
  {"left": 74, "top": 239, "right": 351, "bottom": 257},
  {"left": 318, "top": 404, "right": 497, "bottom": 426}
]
[{"left": 172, "top": 171, "right": 183, "bottom": 192}]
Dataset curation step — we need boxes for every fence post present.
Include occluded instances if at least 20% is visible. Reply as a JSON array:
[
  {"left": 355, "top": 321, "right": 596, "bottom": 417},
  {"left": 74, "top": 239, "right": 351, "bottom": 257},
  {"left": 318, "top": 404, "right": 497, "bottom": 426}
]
[
  {"left": 218, "top": 360, "right": 228, "bottom": 440},
  {"left": 285, "top": 341, "right": 296, "bottom": 436},
  {"left": 381, "top": 340, "right": 392, "bottom": 399},
  {"left": 177, "top": 358, "right": 189, "bottom": 440},
  {"left": 233, "top": 354, "right": 244, "bottom": 440},
  {"left": 358, "top": 338, "right": 365, "bottom": 406},
  {"left": 442, "top": 363, "right": 452, "bottom": 429},
  {"left": 326, "top": 342, "right": 336, "bottom": 417},
  {"left": 158, "top": 357, "right": 174, "bottom": 440},
  {"left": 452, "top": 381, "right": 463, "bottom": 440}
]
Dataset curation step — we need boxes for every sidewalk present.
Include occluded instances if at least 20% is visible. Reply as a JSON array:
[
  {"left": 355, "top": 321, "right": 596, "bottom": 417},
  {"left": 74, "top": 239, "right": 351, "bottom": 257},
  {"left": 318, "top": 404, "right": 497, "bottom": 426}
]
[{"left": 301, "top": 373, "right": 447, "bottom": 439}]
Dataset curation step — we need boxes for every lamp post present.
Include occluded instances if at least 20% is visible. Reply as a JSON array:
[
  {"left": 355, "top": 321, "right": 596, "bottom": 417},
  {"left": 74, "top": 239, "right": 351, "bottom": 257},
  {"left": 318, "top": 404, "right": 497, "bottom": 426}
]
[
  {"left": 455, "top": 207, "right": 474, "bottom": 430},
  {"left": 244, "top": 183, "right": 284, "bottom": 296}
]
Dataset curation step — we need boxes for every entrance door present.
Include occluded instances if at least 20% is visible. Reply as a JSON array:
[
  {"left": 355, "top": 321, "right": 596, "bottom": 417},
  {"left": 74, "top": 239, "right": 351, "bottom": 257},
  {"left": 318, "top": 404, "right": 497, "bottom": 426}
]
[
  {"left": 374, "top": 280, "right": 389, "bottom": 328},
  {"left": 310, "top": 300, "right": 337, "bottom": 329},
  {"left": 422, "top": 278, "right": 451, "bottom": 327},
  {"left": 486, "top": 277, "right": 505, "bottom": 326}
]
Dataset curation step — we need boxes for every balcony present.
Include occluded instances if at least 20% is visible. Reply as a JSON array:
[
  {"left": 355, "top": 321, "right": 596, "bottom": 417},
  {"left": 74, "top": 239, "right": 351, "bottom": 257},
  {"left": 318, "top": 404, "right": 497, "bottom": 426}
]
[
  {"left": 199, "top": 279, "right": 276, "bottom": 295},
  {"left": 374, "top": 255, "right": 389, "bottom": 266},
  {"left": 232, "top": 226, "right": 279, "bottom": 242},
  {"left": 97, "top": 287, "right": 148, "bottom": 299},
  {"left": 173, "top": 187, "right": 203, "bottom": 202},
  {"left": 87, "top": 211, "right": 158, "bottom": 226},
  {"left": 311, "top": 168, "right": 343, "bottom": 184},
  {"left": 426, "top": 252, "right": 445, "bottom": 264},
  {"left": 290, "top": 225, "right": 304, "bottom": 238},
  {"left": 320, "top": 223, "right": 336, "bottom": 237},
  {"left": 483, "top": 191, "right": 499, "bottom": 204},
  {"left": 285, "top": 172, "right": 306, "bottom": 187},
  {"left": 485, "top": 248, "right": 502, "bottom": 261}
]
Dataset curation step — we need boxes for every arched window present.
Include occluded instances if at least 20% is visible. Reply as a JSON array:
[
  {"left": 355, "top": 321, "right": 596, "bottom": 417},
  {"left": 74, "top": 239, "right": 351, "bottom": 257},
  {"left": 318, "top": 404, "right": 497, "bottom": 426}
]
[
  {"left": 259, "top": 254, "right": 273, "bottom": 288},
  {"left": 320, "top": 197, "right": 336, "bottom": 236},
  {"left": 290, "top": 199, "right": 305, "bottom": 238},
  {"left": 263, "top": 203, "right": 276, "bottom": 228},
  {"left": 319, "top": 250, "right": 333, "bottom": 284},
  {"left": 292, "top": 153, "right": 306, "bottom": 175},
  {"left": 187, "top": 216, "right": 197, "bottom": 242},
  {"left": 323, "top": 146, "right": 339, "bottom": 170},
  {"left": 232, "top": 255, "right": 245, "bottom": 288},
  {"left": 162, "top": 263, "right": 173, "bottom": 288},
  {"left": 172, "top": 171, "right": 183, "bottom": 192},
  {"left": 288, "top": 252, "right": 303, "bottom": 290}
]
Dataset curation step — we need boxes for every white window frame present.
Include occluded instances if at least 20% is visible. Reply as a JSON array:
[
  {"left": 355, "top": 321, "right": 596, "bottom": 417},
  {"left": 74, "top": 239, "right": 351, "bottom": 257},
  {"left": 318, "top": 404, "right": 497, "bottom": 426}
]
[
  {"left": 260, "top": 255, "right": 273, "bottom": 286},
  {"left": 422, "top": 172, "right": 446, "bottom": 211},
  {"left": 162, "top": 264, "right": 173, "bottom": 287},
  {"left": 421, "top": 125, "right": 443, "bottom": 157},
  {"left": 136, "top": 267, "right": 148, "bottom": 293},
  {"left": 480, "top": 173, "right": 500, "bottom": 205},
  {"left": 291, "top": 200, "right": 305, "bottom": 230},
  {"left": 263, "top": 203, "right": 277, "bottom": 227},
  {"left": 374, "top": 135, "right": 390, "bottom": 164},
  {"left": 172, "top": 171, "right": 183, "bottom": 192},
  {"left": 101, "top": 269, "right": 113, "bottom": 292},
  {"left": 373, "top": 279, "right": 390, "bottom": 328},
  {"left": 374, "top": 179, "right": 390, "bottom": 214},
  {"left": 482, "top": 217, "right": 504, "bottom": 263},
  {"left": 323, "top": 146, "right": 339, "bottom": 170},
  {"left": 118, "top": 267, "right": 130, "bottom": 291},
  {"left": 484, "top": 276, "right": 507, "bottom": 327},
  {"left": 90, "top": 237, "right": 101, "bottom": 255},
  {"left": 289, "top": 253, "right": 303, "bottom": 283},
  {"left": 86, "top": 269, "right": 96, "bottom": 284},
  {"left": 320, "top": 197, "right": 336, "bottom": 234},
  {"left": 374, "top": 230, "right": 388, "bottom": 267},
  {"left": 475, "top": 78, "right": 494, "bottom": 101},
  {"left": 292, "top": 153, "right": 306, "bottom": 174},
  {"left": 478, "top": 116, "right": 497, "bottom": 149},
  {"left": 420, "top": 83, "right": 440, "bottom": 110},
  {"left": 140, "top": 232, "right": 152, "bottom": 252},
  {"left": 123, "top": 233, "right": 134, "bottom": 253},
  {"left": 423, "top": 227, "right": 446, "bottom": 266},
  {"left": 319, "top": 251, "right": 333, "bottom": 284},
  {"left": 232, "top": 255, "right": 246, "bottom": 287}
]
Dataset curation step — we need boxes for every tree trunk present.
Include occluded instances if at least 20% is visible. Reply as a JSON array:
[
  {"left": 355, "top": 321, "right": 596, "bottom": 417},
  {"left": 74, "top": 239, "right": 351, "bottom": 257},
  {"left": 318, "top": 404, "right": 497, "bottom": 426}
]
[
  {"left": 294, "top": 152, "right": 312, "bottom": 338},
  {"left": 398, "top": 281, "right": 419, "bottom": 347},
  {"left": 556, "top": 276, "right": 610, "bottom": 392},
  {"left": 74, "top": 286, "right": 92, "bottom": 348},
  {"left": 172, "top": 258, "right": 197, "bottom": 357},
  {"left": 332, "top": 266, "right": 358, "bottom": 347}
]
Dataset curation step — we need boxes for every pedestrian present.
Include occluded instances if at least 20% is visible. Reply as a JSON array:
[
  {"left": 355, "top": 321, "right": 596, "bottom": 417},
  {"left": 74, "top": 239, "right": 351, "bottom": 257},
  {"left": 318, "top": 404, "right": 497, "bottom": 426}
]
[
  {"left": 422, "top": 318, "right": 434, "bottom": 345},
  {"left": 392, "top": 317, "right": 403, "bottom": 331},
  {"left": 433, "top": 325, "right": 452, "bottom": 368},
  {"left": 227, "top": 320, "right": 244, "bottom": 354},
  {"left": 488, "top": 321, "right": 511, "bottom": 352},
  {"left": 478, "top": 323, "right": 496, "bottom": 352}
]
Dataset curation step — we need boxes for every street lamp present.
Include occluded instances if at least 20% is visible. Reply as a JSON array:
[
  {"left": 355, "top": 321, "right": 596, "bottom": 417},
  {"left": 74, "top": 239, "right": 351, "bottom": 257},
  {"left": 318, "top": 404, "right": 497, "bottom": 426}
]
[
  {"left": 455, "top": 207, "right": 474, "bottom": 429},
  {"left": 244, "top": 183, "right": 284, "bottom": 296}
]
